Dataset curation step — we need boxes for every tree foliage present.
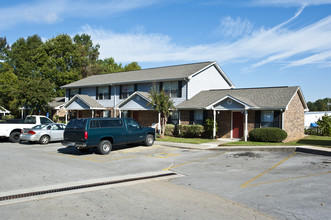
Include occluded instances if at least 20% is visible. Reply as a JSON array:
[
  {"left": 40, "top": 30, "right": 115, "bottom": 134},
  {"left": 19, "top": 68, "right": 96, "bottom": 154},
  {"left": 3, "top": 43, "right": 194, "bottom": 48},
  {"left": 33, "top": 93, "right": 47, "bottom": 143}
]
[
  {"left": 317, "top": 114, "right": 331, "bottom": 136},
  {"left": 149, "top": 87, "right": 175, "bottom": 139},
  {"left": 307, "top": 98, "right": 331, "bottom": 111},
  {"left": 0, "top": 34, "right": 141, "bottom": 117}
]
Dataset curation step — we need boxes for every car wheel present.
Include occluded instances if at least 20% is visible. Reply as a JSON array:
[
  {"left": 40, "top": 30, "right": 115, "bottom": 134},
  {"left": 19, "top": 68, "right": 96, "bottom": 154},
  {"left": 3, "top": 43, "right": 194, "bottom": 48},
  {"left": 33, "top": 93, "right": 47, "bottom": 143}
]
[
  {"left": 39, "top": 135, "right": 50, "bottom": 144},
  {"left": 9, "top": 132, "right": 21, "bottom": 143},
  {"left": 98, "top": 140, "right": 112, "bottom": 155},
  {"left": 144, "top": 134, "right": 154, "bottom": 146}
]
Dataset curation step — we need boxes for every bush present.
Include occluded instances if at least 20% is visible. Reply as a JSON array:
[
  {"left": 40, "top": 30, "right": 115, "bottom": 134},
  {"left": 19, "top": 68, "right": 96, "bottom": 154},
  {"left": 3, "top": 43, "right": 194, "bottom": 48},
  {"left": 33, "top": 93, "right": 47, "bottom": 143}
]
[
  {"left": 249, "top": 127, "right": 287, "bottom": 142},
  {"left": 165, "top": 124, "right": 175, "bottom": 136},
  {"left": 178, "top": 125, "right": 204, "bottom": 138},
  {"left": 2, "top": 115, "right": 15, "bottom": 120},
  {"left": 203, "top": 119, "right": 217, "bottom": 139}
]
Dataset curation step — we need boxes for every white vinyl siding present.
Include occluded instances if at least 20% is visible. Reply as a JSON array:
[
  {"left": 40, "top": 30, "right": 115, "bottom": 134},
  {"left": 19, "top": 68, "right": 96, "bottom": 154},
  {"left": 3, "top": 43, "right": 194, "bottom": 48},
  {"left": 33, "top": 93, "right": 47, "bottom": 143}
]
[{"left": 188, "top": 65, "right": 232, "bottom": 99}]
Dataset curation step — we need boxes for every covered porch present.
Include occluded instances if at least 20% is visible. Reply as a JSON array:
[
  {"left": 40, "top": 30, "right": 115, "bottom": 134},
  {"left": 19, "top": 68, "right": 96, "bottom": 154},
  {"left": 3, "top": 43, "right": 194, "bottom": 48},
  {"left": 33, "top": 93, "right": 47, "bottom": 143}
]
[{"left": 62, "top": 94, "right": 106, "bottom": 123}]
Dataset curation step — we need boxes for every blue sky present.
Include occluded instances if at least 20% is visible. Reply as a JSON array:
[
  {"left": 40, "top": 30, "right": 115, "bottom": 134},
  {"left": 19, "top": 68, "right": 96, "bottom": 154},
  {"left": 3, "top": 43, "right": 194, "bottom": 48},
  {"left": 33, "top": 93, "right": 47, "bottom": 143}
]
[{"left": 1, "top": 0, "right": 331, "bottom": 102}]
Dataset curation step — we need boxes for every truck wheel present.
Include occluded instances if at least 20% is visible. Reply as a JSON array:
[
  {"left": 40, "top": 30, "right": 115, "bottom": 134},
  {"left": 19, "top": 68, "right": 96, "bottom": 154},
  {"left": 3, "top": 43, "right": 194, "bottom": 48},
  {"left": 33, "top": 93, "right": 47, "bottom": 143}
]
[
  {"left": 98, "top": 140, "right": 112, "bottom": 155},
  {"left": 9, "top": 131, "right": 21, "bottom": 143},
  {"left": 144, "top": 134, "right": 154, "bottom": 146},
  {"left": 39, "top": 135, "right": 50, "bottom": 144}
]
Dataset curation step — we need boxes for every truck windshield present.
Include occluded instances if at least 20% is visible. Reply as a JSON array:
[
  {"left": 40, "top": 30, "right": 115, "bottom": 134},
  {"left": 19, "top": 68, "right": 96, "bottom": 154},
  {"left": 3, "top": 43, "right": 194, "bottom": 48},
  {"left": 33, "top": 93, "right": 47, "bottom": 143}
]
[
  {"left": 25, "top": 116, "right": 36, "bottom": 124},
  {"left": 66, "top": 119, "right": 87, "bottom": 130}
]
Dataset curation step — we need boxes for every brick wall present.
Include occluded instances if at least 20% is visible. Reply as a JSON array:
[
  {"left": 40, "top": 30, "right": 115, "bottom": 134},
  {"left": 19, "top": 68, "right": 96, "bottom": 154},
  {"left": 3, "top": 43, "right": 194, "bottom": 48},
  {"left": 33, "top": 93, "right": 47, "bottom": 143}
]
[
  {"left": 247, "top": 110, "right": 255, "bottom": 134},
  {"left": 283, "top": 91, "right": 305, "bottom": 142},
  {"left": 138, "top": 111, "right": 159, "bottom": 127},
  {"left": 217, "top": 111, "right": 231, "bottom": 138}
]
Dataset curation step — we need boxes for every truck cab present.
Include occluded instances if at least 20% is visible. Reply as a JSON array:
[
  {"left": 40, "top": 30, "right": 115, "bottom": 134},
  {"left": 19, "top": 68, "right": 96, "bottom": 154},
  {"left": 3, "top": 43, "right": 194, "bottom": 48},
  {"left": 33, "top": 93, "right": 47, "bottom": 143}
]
[{"left": 62, "top": 118, "right": 155, "bottom": 155}]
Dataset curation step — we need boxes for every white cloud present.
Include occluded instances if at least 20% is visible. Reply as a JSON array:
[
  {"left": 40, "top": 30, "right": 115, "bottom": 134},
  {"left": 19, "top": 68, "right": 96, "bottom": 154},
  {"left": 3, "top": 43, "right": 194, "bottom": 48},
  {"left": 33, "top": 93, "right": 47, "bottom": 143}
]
[
  {"left": 216, "top": 17, "right": 254, "bottom": 37},
  {"left": 0, "top": 0, "right": 160, "bottom": 30},
  {"left": 252, "top": 0, "right": 331, "bottom": 7},
  {"left": 82, "top": 8, "right": 331, "bottom": 70}
]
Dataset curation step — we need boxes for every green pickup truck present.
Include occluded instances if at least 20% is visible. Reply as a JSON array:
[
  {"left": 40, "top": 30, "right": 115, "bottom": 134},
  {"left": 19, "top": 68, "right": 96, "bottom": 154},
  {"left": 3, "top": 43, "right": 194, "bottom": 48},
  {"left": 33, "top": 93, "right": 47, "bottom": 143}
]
[{"left": 62, "top": 118, "right": 155, "bottom": 155}]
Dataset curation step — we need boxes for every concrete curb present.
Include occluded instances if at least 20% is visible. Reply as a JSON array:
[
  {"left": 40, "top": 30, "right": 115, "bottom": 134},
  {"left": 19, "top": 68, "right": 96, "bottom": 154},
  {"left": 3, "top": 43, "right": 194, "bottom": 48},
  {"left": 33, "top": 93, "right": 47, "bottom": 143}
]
[{"left": 155, "top": 141, "right": 331, "bottom": 156}]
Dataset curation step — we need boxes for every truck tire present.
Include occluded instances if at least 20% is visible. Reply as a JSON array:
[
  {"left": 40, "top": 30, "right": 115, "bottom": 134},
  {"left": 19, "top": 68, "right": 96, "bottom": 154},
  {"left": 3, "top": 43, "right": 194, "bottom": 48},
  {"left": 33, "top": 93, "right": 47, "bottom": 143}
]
[
  {"left": 98, "top": 140, "right": 112, "bottom": 155},
  {"left": 144, "top": 134, "right": 154, "bottom": 146},
  {"left": 9, "top": 131, "right": 21, "bottom": 143},
  {"left": 39, "top": 135, "right": 50, "bottom": 144}
]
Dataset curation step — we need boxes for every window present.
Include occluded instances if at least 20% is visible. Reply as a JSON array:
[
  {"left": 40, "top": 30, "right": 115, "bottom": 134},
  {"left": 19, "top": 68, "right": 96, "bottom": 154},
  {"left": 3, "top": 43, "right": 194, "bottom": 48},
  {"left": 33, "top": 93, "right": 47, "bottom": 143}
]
[
  {"left": 69, "top": 88, "right": 79, "bottom": 99},
  {"left": 40, "top": 117, "right": 53, "bottom": 124},
  {"left": 194, "top": 110, "right": 203, "bottom": 125},
  {"left": 97, "top": 86, "right": 110, "bottom": 100},
  {"left": 261, "top": 111, "right": 274, "bottom": 127},
  {"left": 120, "top": 84, "right": 135, "bottom": 99},
  {"left": 127, "top": 119, "right": 141, "bottom": 130},
  {"left": 168, "top": 111, "right": 179, "bottom": 125},
  {"left": 163, "top": 81, "right": 178, "bottom": 98}
]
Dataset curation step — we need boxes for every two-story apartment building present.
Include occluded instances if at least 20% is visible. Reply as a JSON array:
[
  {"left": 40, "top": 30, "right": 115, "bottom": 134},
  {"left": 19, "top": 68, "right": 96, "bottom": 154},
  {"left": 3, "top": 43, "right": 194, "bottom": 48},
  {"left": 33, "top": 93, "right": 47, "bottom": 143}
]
[{"left": 61, "top": 61, "right": 308, "bottom": 142}]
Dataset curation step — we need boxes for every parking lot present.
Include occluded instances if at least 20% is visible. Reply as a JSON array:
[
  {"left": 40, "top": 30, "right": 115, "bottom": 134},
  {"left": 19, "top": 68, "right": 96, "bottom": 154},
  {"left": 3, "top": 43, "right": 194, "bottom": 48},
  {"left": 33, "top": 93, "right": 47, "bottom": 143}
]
[{"left": 0, "top": 141, "right": 330, "bottom": 219}]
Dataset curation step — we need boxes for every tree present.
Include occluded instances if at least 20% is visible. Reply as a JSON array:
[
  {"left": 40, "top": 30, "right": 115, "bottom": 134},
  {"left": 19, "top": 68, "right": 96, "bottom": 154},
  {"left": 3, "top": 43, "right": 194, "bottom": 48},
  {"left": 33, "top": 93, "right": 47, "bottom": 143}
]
[
  {"left": 149, "top": 87, "right": 175, "bottom": 138},
  {"left": 73, "top": 34, "right": 100, "bottom": 78},
  {"left": 0, "top": 64, "right": 18, "bottom": 109},
  {"left": 43, "top": 34, "right": 82, "bottom": 96},
  {"left": 10, "top": 78, "right": 56, "bottom": 115},
  {"left": 307, "top": 98, "right": 331, "bottom": 111},
  {"left": 317, "top": 114, "right": 331, "bottom": 136}
]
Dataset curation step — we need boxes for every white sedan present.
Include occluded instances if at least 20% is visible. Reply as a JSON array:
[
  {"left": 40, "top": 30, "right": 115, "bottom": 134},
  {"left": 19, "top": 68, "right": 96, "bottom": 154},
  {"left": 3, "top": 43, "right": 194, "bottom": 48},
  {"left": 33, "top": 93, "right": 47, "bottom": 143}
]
[{"left": 20, "top": 123, "right": 66, "bottom": 144}]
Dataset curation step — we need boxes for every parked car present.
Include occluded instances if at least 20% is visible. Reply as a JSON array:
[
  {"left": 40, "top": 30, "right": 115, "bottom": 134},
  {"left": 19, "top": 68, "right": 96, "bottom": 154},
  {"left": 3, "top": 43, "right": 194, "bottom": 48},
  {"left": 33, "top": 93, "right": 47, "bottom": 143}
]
[
  {"left": 0, "top": 115, "right": 53, "bottom": 142},
  {"left": 20, "top": 123, "right": 66, "bottom": 144},
  {"left": 62, "top": 118, "right": 155, "bottom": 155}
]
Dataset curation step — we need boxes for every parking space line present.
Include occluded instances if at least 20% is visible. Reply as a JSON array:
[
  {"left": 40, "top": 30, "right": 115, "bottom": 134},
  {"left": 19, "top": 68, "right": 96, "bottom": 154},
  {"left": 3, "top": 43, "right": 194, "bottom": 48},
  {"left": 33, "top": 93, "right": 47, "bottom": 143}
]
[
  {"left": 245, "top": 171, "right": 331, "bottom": 187},
  {"left": 241, "top": 152, "right": 297, "bottom": 188},
  {"left": 163, "top": 152, "right": 226, "bottom": 171}
]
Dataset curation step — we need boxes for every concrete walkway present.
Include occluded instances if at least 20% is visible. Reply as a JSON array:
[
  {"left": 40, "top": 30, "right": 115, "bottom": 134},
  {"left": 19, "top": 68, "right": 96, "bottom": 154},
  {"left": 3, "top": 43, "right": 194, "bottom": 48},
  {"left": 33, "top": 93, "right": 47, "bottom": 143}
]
[{"left": 155, "top": 139, "right": 331, "bottom": 156}]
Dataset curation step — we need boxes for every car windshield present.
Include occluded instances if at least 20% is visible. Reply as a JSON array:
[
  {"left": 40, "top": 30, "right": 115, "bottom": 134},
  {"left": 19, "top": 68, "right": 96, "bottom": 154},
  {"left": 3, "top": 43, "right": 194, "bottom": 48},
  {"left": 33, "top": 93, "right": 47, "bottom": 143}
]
[{"left": 32, "top": 124, "right": 47, "bottom": 130}]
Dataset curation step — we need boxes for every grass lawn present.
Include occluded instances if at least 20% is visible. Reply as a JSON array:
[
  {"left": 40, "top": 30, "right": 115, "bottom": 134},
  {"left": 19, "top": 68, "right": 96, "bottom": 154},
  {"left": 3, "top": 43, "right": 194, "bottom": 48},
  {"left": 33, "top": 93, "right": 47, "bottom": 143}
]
[
  {"left": 156, "top": 136, "right": 215, "bottom": 144},
  {"left": 221, "top": 135, "right": 331, "bottom": 148}
]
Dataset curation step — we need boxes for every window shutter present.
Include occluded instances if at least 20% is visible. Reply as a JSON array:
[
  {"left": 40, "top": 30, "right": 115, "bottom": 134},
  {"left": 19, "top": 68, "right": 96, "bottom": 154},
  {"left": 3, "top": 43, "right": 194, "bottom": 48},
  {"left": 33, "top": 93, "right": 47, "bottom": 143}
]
[
  {"left": 96, "top": 87, "right": 99, "bottom": 100},
  {"left": 159, "top": 82, "right": 163, "bottom": 92},
  {"left": 119, "top": 85, "right": 122, "bottom": 99},
  {"left": 203, "top": 110, "right": 208, "bottom": 124},
  {"left": 78, "top": 88, "right": 81, "bottom": 94},
  {"left": 108, "top": 86, "right": 111, "bottom": 99},
  {"left": 68, "top": 89, "right": 71, "bottom": 99},
  {"left": 134, "top": 84, "right": 138, "bottom": 92},
  {"left": 273, "top": 111, "right": 281, "bottom": 128},
  {"left": 189, "top": 110, "right": 194, "bottom": 125},
  {"left": 255, "top": 111, "right": 261, "bottom": 128},
  {"left": 178, "top": 81, "right": 182, "bottom": 98}
]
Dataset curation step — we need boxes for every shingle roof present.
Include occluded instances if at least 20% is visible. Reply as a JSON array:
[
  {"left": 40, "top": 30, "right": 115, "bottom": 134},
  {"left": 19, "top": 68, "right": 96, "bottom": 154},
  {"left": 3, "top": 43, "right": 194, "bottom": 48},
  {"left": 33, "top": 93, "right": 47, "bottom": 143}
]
[
  {"left": 177, "top": 86, "right": 304, "bottom": 110},
  {"left": 64, "top": 94, "right": 105, "bottom": 109},
  {"left": 48, "top": 97, "right": 65, "bottom": 108},
  {"left": 62, "top": 61, "right": 217, "bottom": 88}
]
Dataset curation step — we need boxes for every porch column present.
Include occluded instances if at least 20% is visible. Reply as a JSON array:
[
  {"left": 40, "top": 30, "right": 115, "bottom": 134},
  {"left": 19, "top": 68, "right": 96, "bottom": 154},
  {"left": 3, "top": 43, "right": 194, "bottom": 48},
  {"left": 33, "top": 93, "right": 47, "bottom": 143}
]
[
  {"left": 92, "top": 110, "right": 94, "bottom": 118},
  {"left": 65, "top": 109, "right": 68, "bottom": 124},
  {"left": 244, "top": 109, "right": 248, "bottom": 142},
  {"left": 119, "top": 110, "right": 121, "bottom": 118},
  {"left": 213, "top": 109, "right": 216, "bottom": 139}
]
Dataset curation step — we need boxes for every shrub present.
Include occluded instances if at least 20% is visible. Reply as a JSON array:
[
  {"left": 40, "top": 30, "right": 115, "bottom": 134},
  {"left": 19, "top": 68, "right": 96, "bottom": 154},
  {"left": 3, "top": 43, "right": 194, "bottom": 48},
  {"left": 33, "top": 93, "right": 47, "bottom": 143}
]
[
  {"left": 249, "top": 127, "right": 287, "bottom": 142},
  {"left": 2, "top": 115, "right": 15, "bottom": 120},
  {"left": 53, "top": 115, "right": 59, "bottom": 123},
  {"left": 203, "top": 119, "right": 217, "bottom": 139},
  {"left": 165, "top": 124, "right": 175, "bottom": 136},
  {"left": 178, "top": 124, "right": 204, "bottom": 138},
  {"left": 317, "top": 114, "right": 331, "bottom": 136}
]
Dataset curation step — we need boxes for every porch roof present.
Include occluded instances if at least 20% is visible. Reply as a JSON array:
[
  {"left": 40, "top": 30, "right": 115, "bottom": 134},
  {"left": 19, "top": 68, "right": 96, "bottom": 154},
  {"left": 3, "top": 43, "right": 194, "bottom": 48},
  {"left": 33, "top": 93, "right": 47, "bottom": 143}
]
[
  {"left": 116, "top": 91, "right": 153, "bottom": 110},
  {"left": 0, "top": 106, "right": 10, "bottom": 113},
  {"left": 176, "top": 86, "right": 305, "bottom": 110},
  {"left": 63, "top": 94, "right": 105, "bottom": 110}
]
